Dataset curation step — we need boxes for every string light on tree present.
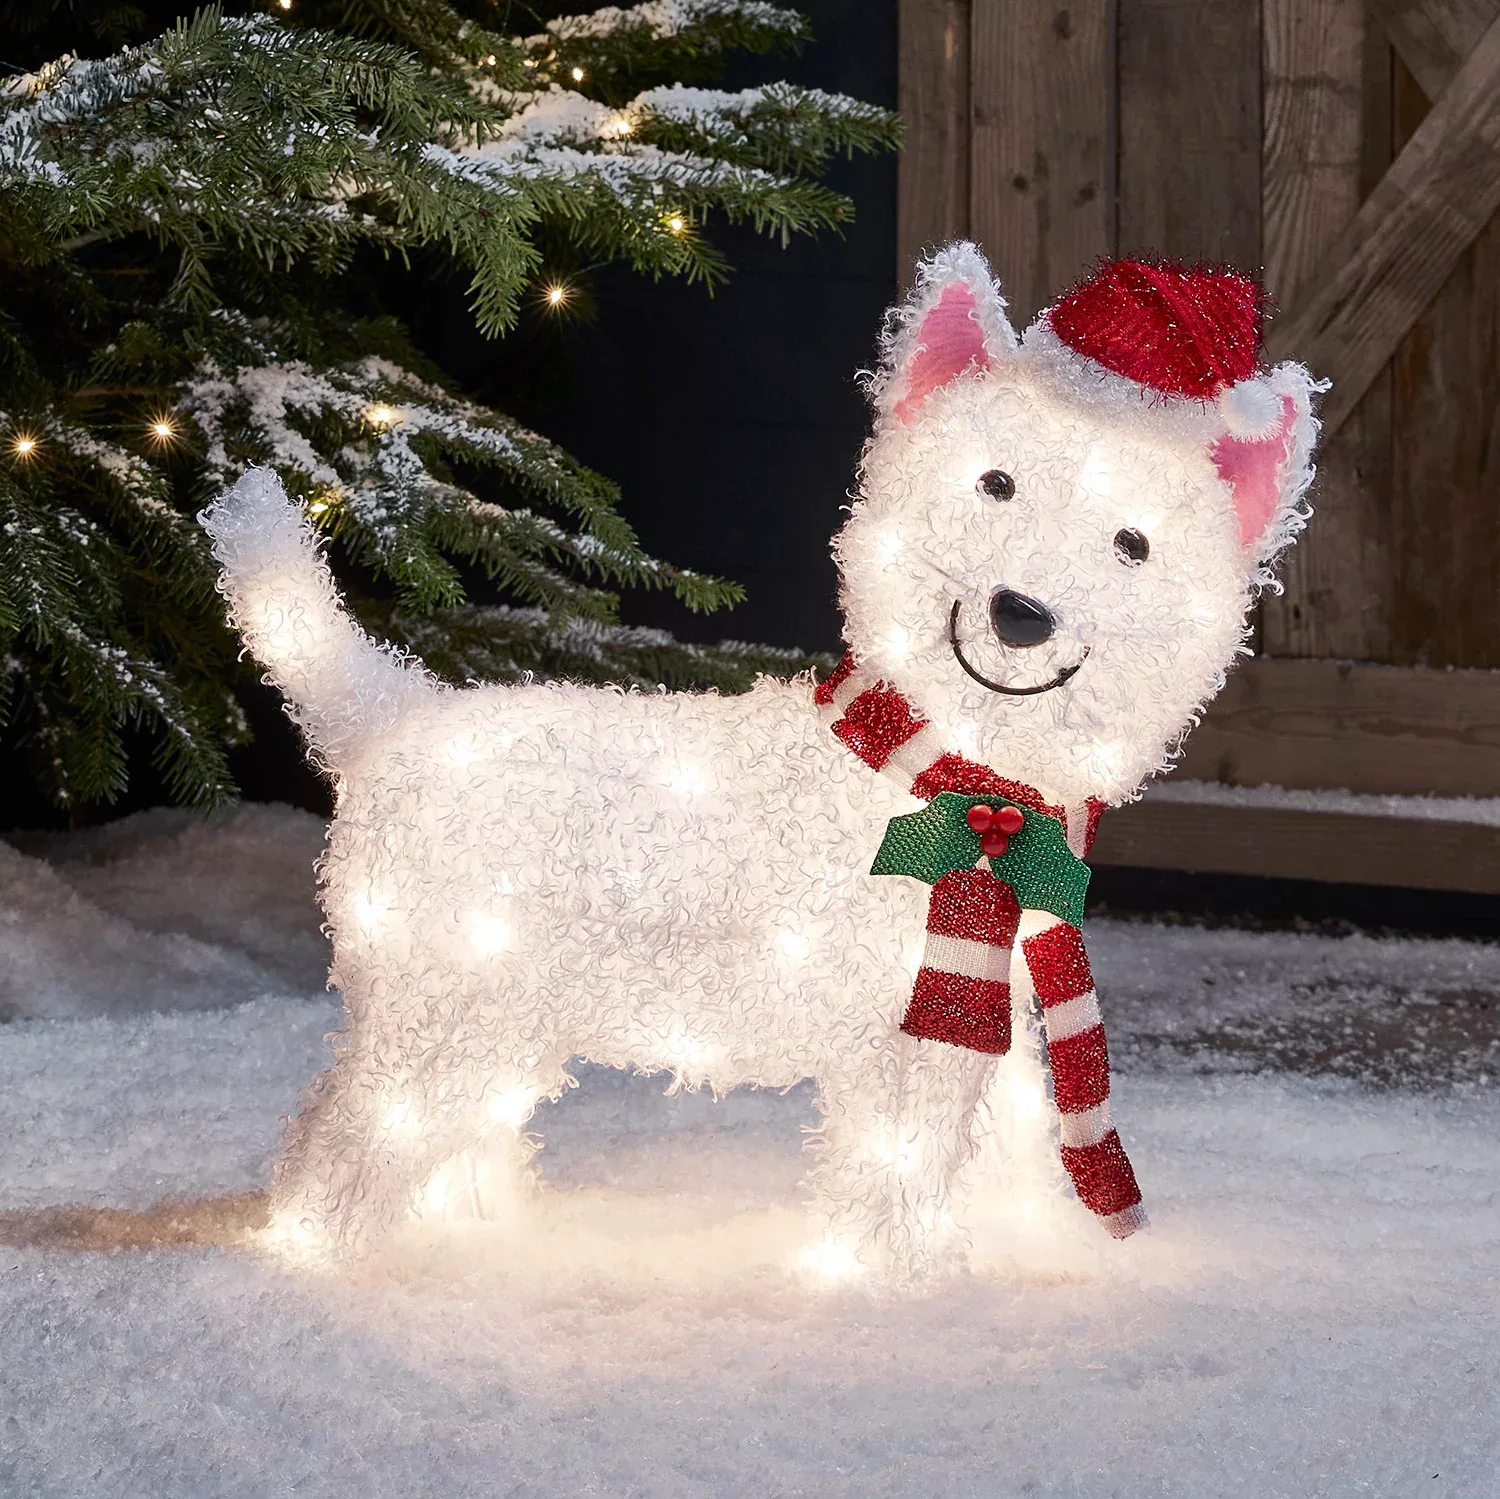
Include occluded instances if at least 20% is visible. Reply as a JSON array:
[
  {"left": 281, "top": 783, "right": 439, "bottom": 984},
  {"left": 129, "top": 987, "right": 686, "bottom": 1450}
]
[
  {"left": 365, "top": 404, "right": 401, "bottom": 430},
  {"left": 543, "top": 283, "right": 570, "bottom": 310},
  {"left": 146, "top": 415, "right": 178, "bottom": 446},
  {"left": 9, "top": 432, "right": 40, "bottom": 460},
  {"left": 570, "top": 66, "right": 586, "bottom": 82},
  {"left": 664, "top": 214, "right": 687, "bottom": 235}
]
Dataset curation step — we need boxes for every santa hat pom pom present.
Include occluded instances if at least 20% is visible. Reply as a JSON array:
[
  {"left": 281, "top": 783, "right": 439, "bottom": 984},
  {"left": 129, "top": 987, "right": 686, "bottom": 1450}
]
[{"left": 1218, "top": 377, "right": 1284, "bottom": 439}]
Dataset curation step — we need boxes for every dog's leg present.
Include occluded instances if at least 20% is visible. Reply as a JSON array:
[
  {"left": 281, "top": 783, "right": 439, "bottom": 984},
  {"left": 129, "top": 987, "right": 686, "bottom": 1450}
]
[
  {"left": 807, "top": 1036, "right": 996, "bottom": 1283},
  {"left": 266, "top": 981, "right": 565, "bottom": 1259}
]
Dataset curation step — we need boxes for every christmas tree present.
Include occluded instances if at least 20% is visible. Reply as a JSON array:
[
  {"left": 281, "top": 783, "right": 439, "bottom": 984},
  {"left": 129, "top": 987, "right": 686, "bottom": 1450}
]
[{"left": 0, "top": 1, "right": 898, "bottom": 811}]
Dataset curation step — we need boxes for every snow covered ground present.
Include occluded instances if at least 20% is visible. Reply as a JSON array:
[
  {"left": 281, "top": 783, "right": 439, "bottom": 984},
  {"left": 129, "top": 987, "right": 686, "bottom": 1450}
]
[{"left": 2, "top": 805, "right": 1498, "bottom": 1496}]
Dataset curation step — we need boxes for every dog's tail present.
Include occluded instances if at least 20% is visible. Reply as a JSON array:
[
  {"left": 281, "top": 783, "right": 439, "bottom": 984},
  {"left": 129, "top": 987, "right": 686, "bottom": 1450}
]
[{"left": 199, "top": 468, "right": 438, "bottom": 769}]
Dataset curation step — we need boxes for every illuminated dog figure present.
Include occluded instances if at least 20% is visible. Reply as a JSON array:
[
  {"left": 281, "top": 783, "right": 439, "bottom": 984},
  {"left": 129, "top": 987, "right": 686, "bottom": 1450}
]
[{"left": 203, "top": 244, "right": 1317, "bottom": 1276}]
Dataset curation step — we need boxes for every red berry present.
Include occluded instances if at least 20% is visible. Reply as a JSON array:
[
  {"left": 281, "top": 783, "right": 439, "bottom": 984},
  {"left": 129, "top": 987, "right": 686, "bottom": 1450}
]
[
  {"left": 994, "top": 806, "right": 1025, "bottom": 835},
  {"left": 979, "top": 830, "right": 1009, "bottom": 859},
  {"left": 966, "top": 804, "right": 994, "bottom": 834}
]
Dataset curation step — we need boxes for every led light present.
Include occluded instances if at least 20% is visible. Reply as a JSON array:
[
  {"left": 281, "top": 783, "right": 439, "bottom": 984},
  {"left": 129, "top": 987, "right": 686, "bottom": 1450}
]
[
  {"left": 447, "top": 734, "right": 480, "bottom": 767},
  {"left": 277, "top": 0, "right": 292, "bottom": 9},
  {"left": 146, "top": 415, "right": 178, "bottom": 446},
  {"left": 667, "top": 762, "right": 706, "bottom": 796},
  {"left": 469, "top": 911, "right": 510, "bottom": 956},
  {"left": 366, "top": 404, "right": 400, "bottom": 429},
  {"left": 353, "top": 890, "right": 388, "bottom": 933},
  {"left": 880, "top": 624, "right": 912, "bottom": 664},
  {"left": 9, "top": 433, "right": 38, "bottom": 459},
  {"left": 665, "top": 214, "right": 686, "bottom": 235},
  {"left": 663, "top": 1024, "right": 713, "bottom": 1067},
  {"left": 775, "top": 929, "right": 812, "bottom": 962},
  {"left": 801, "top": 1236, "right": 861, "bottom": 1281},
  {"left": 1079, "top": 443, "right": 1113, "bottom": 499},
  {"left": 544, "top": 283, "right": 569, "bottom": 308},
  {"left": 482, "top": 54, "right": 497, "bottom": 66},
  {"left": 608, "top": 115, "right": 633, "bottom": 137},
  {"left": 489, "top": 1087, "right": 534, "bottom": 1130},
  {"left": 570, "top": 66, "right": 585, "bottom": 82}
]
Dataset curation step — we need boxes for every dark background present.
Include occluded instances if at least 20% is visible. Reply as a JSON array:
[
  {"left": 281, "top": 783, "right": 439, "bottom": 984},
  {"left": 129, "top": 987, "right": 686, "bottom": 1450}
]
[{"left": 418, "top": 0, "right": 900, "bottom": 658}]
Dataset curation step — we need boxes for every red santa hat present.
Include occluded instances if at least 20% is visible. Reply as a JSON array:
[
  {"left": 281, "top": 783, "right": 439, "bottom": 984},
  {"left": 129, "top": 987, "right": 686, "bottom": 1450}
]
[{"left": 1046, "top": 260, "right": 1281, "bottom": 437}]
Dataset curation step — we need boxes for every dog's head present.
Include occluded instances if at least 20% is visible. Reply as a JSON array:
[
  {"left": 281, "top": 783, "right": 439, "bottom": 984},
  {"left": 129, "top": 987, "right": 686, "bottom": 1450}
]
[{"left": 834, "top": 243, "right": 1319, "bottom": 806}]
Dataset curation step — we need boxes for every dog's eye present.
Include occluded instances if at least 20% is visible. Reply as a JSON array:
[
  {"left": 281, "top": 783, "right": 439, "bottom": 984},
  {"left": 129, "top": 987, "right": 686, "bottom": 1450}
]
[
  {"left": 1114, "top": 528, "right": 1150, "bottom": 565},
  {"left": 976, "top": 469, "right": 1015, "bottom": 501}
]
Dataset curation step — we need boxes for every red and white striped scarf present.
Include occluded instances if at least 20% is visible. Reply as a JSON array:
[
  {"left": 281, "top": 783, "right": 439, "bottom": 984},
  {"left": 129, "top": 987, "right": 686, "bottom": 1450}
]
[{"left": 816, "top": 653, "right": 1146, "bottom": 1239}]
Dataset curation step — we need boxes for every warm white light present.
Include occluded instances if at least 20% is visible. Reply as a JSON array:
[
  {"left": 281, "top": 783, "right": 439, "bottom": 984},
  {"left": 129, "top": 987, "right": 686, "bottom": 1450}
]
[
  {"left": 423, "top": 1166, "right": 450, "bottom": 1216},
  {"left": 9, "top": 434, "right": 38, "bottom": 459},
  {"left": 880, "top": 624, "right": 912, "bottom": 664},
  {"left": 1087, "top": 740, "right": 1126, "bottom": 782},
  {"left": 1079, "top": 443, "right": 1113, "bottom": 499},
  {"left": 147, "top": 416, "right": 178, "bottom": 445},
  {"left": 1002, "top": 1072, "right": 1047, "bottom": 1122},
  {"left": 801, "top": 1236, "right": 861, "bottom": 1281},
  {"left": 366, "top": 404, "right": 400, "bottom": 429},
  {"left": 663, "top": 1024, "right": 713, "bottom": 1068},
  {"left": 544, "top": 283, "right": 569, "bottom": 308},
  {"left": 488, "top": 1087, "right": 534, "bottom": 1130},
  {"left": 469, "top": 911, "right": 511, "bottom": 956},
  {"left": 482, "top": 53, "right": 497, "bottom": 65},
  {"left": 775, "top": 929, "right": 812, "bottom": 962},
  {"left": 353, "top": 890, "right": 388, "bottom": 933},
  {"left": 570, "top": 66, "right": 586, "bottom": 82},
  {"left": 447, "top": 734, "right": 480, "bottom": 767},
  {"left": 607, "top": 115, "right": 633, "bottom": 137},
  {"left": 277, "top": 0, "right": 292, "bottom": 9},
  {"left": 666, "top": 214, "right": 686, "bottom": 235},
  {"left": 667, "top": 762, "right": 706, "bottom": 796}
]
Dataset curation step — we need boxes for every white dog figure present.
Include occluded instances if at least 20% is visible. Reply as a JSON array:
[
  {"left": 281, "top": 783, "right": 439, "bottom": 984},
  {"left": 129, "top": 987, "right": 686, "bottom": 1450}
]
[{"left": 202, "top": 243, "right": 1317, "bottom": 1280}]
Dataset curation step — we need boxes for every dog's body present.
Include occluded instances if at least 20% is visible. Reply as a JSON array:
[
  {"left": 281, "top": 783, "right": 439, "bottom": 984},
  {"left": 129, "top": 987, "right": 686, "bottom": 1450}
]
[{"left": 204, "top": 245, "right": 1318, "bottom": 1278}]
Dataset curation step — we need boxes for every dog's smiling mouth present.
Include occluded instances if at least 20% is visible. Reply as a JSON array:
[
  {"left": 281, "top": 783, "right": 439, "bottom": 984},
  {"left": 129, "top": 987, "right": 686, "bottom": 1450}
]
[{"left": 947, "top": 600, "right": 1089, "bottom": 696}]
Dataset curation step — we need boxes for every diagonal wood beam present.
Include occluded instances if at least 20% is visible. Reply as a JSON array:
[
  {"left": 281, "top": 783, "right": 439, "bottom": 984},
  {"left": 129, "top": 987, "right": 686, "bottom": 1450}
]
[
  {"left": 1265, "top": 9, "right": 1500, "bottom": 435},
  {"left": 1369, "top": 0, "right": 1500, "bottom": 98}
]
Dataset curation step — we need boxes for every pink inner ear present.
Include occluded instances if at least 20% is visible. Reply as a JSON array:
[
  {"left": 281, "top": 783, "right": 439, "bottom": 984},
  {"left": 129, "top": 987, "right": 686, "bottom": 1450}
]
[
  {"left": 1211, "top": 396, "right": 1296, "bottom": 549},
  {"left": 894, "top": 282, "right": 991, "bottom": 425}
]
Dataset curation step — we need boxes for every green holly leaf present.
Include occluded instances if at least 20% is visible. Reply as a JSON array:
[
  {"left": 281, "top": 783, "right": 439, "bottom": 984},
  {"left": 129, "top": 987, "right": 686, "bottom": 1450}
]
[{"left": 870, "top": 791, "right": 1090, "bottom": 927}]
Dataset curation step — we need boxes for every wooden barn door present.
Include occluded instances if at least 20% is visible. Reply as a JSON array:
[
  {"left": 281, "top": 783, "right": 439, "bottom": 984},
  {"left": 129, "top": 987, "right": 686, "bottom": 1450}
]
[{"left": 898, "top": 0, "right": 1500, "bottom": 890}]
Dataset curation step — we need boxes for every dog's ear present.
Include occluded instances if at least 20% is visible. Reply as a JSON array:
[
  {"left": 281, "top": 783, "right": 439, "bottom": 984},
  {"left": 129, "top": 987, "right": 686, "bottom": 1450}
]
[
  {"left": 1209, "top": 365, "right": 1320, "bottom": 565},
  {"left": 873, "top": 242, "right": 1018, "bottom": 426}
]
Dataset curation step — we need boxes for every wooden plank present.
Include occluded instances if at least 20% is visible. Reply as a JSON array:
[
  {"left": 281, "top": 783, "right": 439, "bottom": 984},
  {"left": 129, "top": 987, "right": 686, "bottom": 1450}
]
[
  {"left": 968, "top": 0, "right": 1114, "bottom": 324},
  {"left": 1261, "top": 0, "right": 1365, "bottom": 309},
  {"left": 1259, "top": 0, "right": 1389, "bottom": 660},
  {"left": 1090, "top": 800, "right": 1500, "bottom": 892},
  {"left": 1264, "top": 11, "right": 1500, "bottom": 436},
  {"left": 1369, "top": 0, "right": 1500, "bottom": 98},
  {"left": 897, "top": 0, "right": 972, "bottom": 288},
  {"left": 1387, "top": 55, "right": 1500, "bottom": 668},
  {"left": 1116, "top": 0, "right": 1261, "bottom": 268},
  {"left": 1176, "top": 656, "right": 1500, "bottom": 797}
]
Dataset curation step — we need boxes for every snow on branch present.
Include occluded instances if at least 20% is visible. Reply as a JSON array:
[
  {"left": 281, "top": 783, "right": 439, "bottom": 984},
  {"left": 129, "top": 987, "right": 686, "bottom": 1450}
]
[
  {"left": 525, "top": 0, "right": 803, "bottom": 49},
  {"left": 179, "top": 336, "right": 740, "bottom": 616}
]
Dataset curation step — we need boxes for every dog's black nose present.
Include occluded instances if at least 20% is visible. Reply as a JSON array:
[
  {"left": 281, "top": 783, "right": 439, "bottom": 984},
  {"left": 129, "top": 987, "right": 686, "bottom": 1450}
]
[{"left": 988, "top": 588, "right": 1055, "bottom": 648}]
